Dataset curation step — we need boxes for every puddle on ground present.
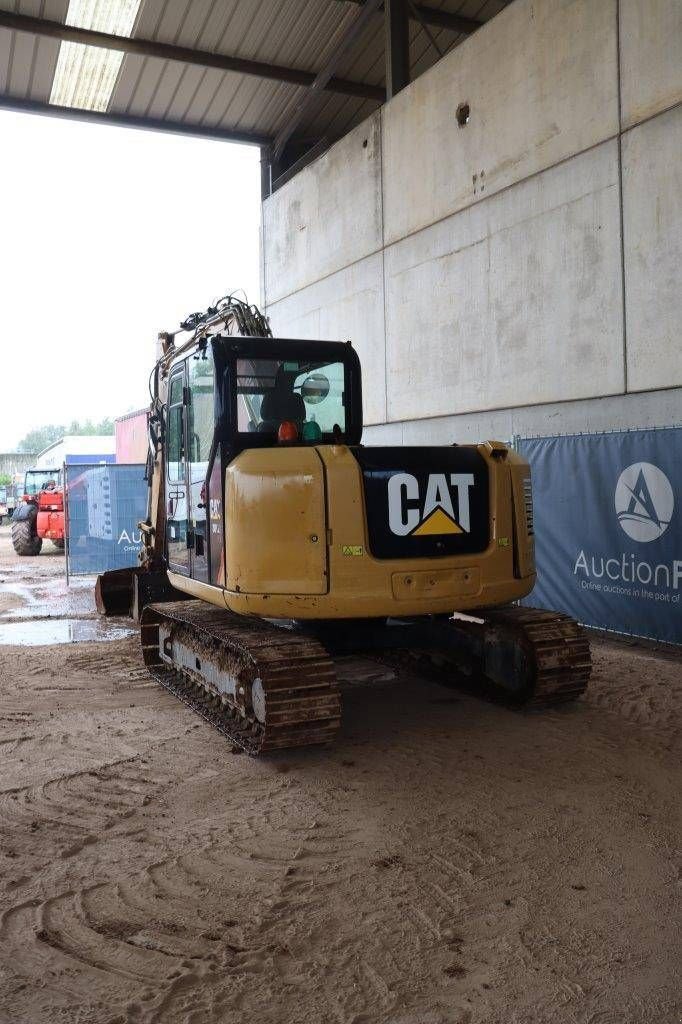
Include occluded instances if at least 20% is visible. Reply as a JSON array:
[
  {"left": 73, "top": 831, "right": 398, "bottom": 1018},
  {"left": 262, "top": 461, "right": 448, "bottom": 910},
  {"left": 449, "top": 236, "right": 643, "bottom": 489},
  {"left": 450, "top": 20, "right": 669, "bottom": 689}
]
[
  {"left": 0, "top": 582, "right": 37, "bottom": 605},
  {"left": 0, "top": 577, "right": 97, "bottom": 620},
  {"left": 0, "top": 619, "right": 135, "bottom": 646}
]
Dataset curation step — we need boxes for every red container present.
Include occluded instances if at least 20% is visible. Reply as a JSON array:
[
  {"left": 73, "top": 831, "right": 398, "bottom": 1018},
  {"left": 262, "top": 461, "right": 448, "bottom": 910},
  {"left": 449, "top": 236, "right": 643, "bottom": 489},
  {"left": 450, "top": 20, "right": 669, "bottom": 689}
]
[{"left": 115, "top": 409, "right": 148, "bottom": 464}]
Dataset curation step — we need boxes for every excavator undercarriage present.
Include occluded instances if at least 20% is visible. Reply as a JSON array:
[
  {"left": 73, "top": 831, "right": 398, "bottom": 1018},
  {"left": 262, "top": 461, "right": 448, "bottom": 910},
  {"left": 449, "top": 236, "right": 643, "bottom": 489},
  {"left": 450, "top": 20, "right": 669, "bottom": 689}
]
[{"left": 136, "top": 601, "right": 590, "bottom": 755}]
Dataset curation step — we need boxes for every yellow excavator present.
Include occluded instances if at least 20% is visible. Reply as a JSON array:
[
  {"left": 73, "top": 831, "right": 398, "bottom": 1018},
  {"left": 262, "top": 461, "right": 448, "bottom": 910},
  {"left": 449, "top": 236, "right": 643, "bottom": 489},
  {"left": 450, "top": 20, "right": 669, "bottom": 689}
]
[{"left": 97, "top": 295, "right": 590, "bottom": 754}]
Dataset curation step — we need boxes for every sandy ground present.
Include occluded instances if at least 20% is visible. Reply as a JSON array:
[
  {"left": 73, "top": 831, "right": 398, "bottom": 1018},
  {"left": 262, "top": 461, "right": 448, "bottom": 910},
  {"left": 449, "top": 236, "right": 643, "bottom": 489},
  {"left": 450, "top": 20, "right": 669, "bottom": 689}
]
[{"left": 0, "top": 523, "right": 680, "bottom": 1024}]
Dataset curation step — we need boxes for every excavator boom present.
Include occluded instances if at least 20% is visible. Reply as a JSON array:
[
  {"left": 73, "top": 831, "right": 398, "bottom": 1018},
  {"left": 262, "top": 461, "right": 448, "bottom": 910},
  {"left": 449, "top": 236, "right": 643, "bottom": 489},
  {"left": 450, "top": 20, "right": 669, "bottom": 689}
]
[{"left": 97, "top": 295, "right": 271, "bottom": 617}]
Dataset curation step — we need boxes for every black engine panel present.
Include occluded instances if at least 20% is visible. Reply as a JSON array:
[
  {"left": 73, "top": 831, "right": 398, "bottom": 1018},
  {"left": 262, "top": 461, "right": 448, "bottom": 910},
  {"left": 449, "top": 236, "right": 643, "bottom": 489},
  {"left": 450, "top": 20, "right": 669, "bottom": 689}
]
[{"left": 352, "top": 446, "right": 490, "bottom": 560}]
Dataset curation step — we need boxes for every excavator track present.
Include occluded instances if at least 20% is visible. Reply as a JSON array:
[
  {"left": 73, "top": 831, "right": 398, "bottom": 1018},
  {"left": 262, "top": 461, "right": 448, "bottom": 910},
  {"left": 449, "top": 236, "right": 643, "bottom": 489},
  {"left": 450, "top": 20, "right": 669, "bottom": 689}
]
[
  {"left": 422, "top": 605, "right": 592, "bottom": 708},
  {"left": 139, "top": 602, "right": 588, "bottom": 754},
  {"left": 140, "top": 601, "right": 340, "bottom": 755}
]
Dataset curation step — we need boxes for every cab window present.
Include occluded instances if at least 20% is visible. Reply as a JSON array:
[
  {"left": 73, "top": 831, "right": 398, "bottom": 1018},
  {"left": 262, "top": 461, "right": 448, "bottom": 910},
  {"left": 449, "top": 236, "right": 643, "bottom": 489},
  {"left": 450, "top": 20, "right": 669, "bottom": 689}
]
[
  {"left": 293, "top": 362, "right": 345, "bottom": 435},
  {"left": 235, "top": 358, "right": 346, "bottom": 440},
  {"left": 167, "top": 371, "right": 185, "bottom": 483},
  {"left": 188, "top": 350, "right": 215, "bottom": 483},
  {"left": 24, "top": 470, "right": 62, "bottom": 495}
]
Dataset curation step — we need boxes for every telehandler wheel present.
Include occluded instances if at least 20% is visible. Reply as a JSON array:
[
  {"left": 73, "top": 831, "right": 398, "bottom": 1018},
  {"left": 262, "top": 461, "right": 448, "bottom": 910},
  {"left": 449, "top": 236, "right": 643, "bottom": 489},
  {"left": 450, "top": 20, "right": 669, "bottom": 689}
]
[
  {"left": 11, "top": 512, "right": 43, "bottom": 556},
  {"left": 52, "top": 538, "right": 65, "bottom": 550}
]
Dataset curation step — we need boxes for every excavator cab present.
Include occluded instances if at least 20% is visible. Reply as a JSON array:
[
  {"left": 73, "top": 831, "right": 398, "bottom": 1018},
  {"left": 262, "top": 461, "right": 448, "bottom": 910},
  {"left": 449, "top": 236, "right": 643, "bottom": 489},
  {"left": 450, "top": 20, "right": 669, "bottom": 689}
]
[{"left": 162, "top": 336, "right": 362, "bottom": 587}]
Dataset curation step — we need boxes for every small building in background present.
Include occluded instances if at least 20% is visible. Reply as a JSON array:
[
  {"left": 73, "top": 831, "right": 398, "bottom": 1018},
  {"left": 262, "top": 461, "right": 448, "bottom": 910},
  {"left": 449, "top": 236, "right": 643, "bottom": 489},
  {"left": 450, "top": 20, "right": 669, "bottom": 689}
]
[
  {"left": 36, "top": 435, "right": 116, "bottom": 469},
  {"left": 115, "top": 409, "right": 148, "bottom": 464},
  {"left": 0, "top": 452, "right": 37, "bottom": 478}
]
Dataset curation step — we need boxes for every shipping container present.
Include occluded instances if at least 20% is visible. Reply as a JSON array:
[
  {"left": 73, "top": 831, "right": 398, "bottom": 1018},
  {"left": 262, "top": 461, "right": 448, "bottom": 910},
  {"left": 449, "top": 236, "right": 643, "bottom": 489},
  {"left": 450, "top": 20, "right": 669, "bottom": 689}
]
[
  {"left": 36, "top": 436, "right": 116, "bottom": 469},
  {"left": 115, "top": 409, "right": 148, "bottom": 464}
]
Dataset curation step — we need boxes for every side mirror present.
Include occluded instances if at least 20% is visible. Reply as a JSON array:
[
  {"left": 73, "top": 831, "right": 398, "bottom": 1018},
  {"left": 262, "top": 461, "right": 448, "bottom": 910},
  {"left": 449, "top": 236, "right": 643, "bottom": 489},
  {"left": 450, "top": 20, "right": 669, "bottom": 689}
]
[{"left": 301, "top": 373, "right": 330, "bottom": 405}]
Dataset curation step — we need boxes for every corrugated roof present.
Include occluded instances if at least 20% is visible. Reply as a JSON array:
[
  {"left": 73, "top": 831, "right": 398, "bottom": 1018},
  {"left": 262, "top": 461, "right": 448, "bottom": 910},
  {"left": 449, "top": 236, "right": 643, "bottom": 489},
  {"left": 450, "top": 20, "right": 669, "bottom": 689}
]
[
  {"left": 0, "top": 1, "right": 69, "bottom": 101},
  {"left": 115, "top": 407, "right": 148, "bottom": 422},
  {"left": 0, "top": 0, "right": 510, "bottom": 163}
]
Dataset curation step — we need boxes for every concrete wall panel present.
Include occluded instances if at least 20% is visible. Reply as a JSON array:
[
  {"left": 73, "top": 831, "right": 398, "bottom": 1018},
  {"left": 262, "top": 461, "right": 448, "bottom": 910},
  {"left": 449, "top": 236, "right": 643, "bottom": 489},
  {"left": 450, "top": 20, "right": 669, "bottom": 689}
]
[
  {"left": 384, "top": 141, "right": 623, "bottom": 421},
  {"left": 622, "top": 106, "right": 682, "bottom": 392},
  {"left": 263, "top": 114, "right": 382, "bottom": 305},
  {"left": 382, "top": 0, "right": 619, "bottom": 245},
  {"left": 620, "top": 0, "right": 682, "bottom": 128},
  {"left": 364, "top": 386, "right": 682, "bottom": 447},
  {"left": 262, "top": 1, "right": 681, "bottom": 438},
  {"left": 266, "top": 253, "right": 387, "bottom": 425}
]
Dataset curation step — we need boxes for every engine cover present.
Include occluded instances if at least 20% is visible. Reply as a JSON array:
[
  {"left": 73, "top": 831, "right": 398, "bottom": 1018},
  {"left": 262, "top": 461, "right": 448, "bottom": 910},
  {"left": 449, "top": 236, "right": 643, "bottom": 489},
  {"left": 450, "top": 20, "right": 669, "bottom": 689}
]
[{"left": 352, "top": 447, "right": 490, "bottom": 559}]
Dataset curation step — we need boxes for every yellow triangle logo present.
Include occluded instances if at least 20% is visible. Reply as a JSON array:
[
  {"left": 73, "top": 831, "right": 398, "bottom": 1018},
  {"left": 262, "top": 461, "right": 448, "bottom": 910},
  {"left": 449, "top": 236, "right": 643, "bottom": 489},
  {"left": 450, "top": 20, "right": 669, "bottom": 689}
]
[{"left": 411, "top": 506, "right": 463, "bottom": 536}]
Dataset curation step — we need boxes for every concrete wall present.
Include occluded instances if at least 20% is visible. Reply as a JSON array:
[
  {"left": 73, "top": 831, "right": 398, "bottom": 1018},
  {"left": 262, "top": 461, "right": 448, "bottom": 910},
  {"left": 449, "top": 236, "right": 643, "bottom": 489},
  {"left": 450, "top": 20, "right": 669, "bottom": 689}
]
[{"left": 262, "top": 0, "right": 682, "bottom": 441}]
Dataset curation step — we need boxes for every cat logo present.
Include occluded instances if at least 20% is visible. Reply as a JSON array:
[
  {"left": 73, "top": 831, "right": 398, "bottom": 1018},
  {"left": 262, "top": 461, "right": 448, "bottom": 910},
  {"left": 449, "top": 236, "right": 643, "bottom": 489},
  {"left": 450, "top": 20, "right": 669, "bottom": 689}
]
[{"left": 387, "top": 473, "right": 474, "bottom": 537}]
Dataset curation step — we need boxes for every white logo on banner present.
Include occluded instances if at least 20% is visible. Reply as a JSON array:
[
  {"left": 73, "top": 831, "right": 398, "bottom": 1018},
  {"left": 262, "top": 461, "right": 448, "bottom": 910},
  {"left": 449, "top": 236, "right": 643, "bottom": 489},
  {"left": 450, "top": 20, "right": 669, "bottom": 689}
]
[{"left": 614, "top": 462, "right": 674, "bottom": 543}]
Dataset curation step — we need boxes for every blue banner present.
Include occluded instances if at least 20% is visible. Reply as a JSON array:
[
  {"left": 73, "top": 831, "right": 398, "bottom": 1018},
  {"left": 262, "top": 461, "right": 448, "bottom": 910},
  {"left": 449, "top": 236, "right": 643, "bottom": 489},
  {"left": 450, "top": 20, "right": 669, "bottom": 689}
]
[
  {"left": 517, "top": 429, "right": 681, "bottom": 644},
  {"left": 65, "top": 464, "right": 147, "bottom": 575}
]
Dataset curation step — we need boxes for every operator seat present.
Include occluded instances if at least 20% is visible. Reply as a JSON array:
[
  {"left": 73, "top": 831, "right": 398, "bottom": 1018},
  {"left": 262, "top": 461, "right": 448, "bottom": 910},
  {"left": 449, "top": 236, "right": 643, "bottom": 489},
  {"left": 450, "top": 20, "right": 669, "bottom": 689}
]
[{"left": 259, "top": 371, "right": 305, "bottom": 432}]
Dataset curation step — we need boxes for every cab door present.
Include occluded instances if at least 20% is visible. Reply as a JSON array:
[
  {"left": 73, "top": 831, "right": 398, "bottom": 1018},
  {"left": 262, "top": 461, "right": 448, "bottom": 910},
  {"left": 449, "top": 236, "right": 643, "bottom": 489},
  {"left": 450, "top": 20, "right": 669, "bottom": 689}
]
[
  {"left": 187, "top": 349, "right": 215, "bottom": 583},
  {"left": 166, "top": 365, "right": 189, "bottom": 574}
]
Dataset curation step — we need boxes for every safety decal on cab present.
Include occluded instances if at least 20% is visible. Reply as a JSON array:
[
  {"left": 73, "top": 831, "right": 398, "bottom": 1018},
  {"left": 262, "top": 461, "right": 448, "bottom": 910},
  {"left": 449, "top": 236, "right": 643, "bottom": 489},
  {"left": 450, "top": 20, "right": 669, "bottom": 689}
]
[
  {"left": 387, "top": 473, "right": 474, "bottom": 537},
  {"left": 209, "top": 497, "right": 222, "bottom": 536},
  {"left": 341, "top": 545, "right": 364, "bottom": 556}
]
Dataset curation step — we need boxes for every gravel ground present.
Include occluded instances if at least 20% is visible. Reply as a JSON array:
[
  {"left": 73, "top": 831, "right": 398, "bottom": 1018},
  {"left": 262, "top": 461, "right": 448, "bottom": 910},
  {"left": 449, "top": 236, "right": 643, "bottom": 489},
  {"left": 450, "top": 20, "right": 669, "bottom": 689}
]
[{"left": 0, "top": 523, "right": 680, "bottom": 1024}]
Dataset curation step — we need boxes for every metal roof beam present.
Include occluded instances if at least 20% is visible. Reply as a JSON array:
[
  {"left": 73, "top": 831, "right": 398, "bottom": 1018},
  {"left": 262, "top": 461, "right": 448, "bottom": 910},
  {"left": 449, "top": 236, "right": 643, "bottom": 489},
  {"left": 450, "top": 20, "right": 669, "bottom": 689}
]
[
  {"left": 0, "top": 95, "right": 272, "bottom": 147},
  {"left": 385, "top": 0, "right": 410, "bottom": 99},
  {"left": 334, "top": 0, "right": 482, "bottom": 35},
  {"left": 271, "top": 138, "right": 330, "bottom": 193},
  {"left": 0, "top": 10, "right": 385, "bottom": 103},
  {"left": 272, "top": 0, "right": 384, "bottom": 160}
]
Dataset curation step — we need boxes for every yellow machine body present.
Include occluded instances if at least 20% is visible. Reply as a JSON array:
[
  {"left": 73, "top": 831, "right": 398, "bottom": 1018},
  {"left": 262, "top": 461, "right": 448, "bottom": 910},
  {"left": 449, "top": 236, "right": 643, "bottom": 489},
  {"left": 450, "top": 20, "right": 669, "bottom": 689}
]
[{"left": 168, "top": 441, "right": 535, "bottom": 619}]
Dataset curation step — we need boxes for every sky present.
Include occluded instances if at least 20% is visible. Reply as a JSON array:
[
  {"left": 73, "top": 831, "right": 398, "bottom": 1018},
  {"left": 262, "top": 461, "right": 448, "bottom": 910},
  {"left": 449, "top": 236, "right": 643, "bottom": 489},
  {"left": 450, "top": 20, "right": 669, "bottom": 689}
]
[{"left": 0, "top": 109, "right": 261, "bottom": 450}]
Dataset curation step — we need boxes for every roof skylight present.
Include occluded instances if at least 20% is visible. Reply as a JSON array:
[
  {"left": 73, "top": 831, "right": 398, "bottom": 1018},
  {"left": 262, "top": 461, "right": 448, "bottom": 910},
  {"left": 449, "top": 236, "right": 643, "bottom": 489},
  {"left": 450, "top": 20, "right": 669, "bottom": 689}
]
[{"left": 49, "top": 0, "right": 143, "bottom": 112}]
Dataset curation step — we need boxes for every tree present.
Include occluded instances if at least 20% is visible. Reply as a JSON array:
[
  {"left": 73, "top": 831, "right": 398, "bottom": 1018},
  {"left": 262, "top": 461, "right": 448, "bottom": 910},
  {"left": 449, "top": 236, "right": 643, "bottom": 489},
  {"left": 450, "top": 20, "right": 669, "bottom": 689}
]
[
  {"left": 17, "top": 424, "right": 64, "bottom": 453},
  {"left": 17, "top": 418, "right": 115, "bottom": 453},
  {"left": 66, "top": 417, "right": 115, "bottom": 436},
  {"left": 0, "top": 473, "right": 11, "bottom": 487}
]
